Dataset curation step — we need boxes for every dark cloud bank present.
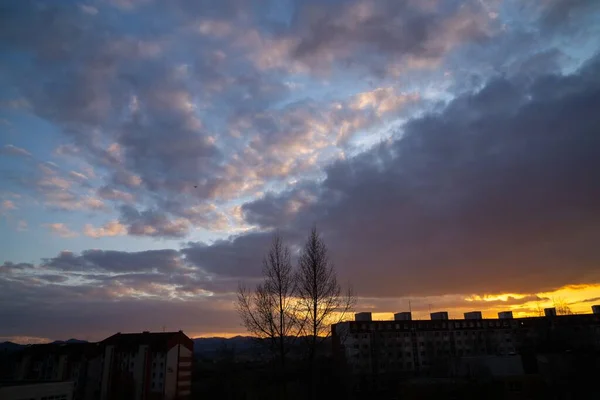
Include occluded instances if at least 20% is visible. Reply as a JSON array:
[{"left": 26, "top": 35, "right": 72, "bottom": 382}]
[{"left": 239, "top": 53, "right": 600, "bottom": 297}]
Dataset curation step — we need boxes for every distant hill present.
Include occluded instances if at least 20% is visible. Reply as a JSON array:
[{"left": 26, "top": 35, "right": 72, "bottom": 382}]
[
  {"left": 192, "top": 336, "right": 256, "bottom": 355},
  {"left": 0, "top": 341, "right": 24, "bottom": 353},
  {"left": 50, "top": 339, "right": 88, "bottom": 345},
  {"left": 0, "top": 338, "right": 88, "bottom": 352}
]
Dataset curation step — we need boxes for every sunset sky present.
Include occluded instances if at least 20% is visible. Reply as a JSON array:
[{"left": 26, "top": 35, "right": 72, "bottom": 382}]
[{"left": 1, "top": 0, "right": 600, "bottom": 344}]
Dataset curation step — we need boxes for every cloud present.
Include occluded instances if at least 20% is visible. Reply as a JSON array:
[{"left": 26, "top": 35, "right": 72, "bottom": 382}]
[
  {"left": 2, "top": 200, "right": 16, "bottom": 211},
  {"left": 284, "top": 0, "right": 498, "bottom": 75},
  {"left": 84, "top": 220, "right": 127, "bottom": 238},
  {"left": 17, "top": 220, "right": 28, "bottom": 231},
  {"left": 79, "top": 4, "right": 99, "bottom": 15},
  {"left": 97, "top": 186, "right": 135, "bottom": 203},
  {"left": 231, "top": 54, "right": 600, "bottom": 297},
  {"left": 0, "top": 262, "right": 35, "bottom": 274},
  {"left": 119, "top": 205, "right": 192, "bottom": 238},
  {"left": 0, "top": 270, "right": 240, "bottom": 340},
  {"left": 42, "top": 249, "right": 185, "bottom": 273},
  {"left": 1, "top": 144, "right": 32, "bottom": 157},
  {"left": 44, "top": 223, "right": 78, "bottom": 238},
  {"left": 182, "top": 232, "right": 280, "bottom": 278}
]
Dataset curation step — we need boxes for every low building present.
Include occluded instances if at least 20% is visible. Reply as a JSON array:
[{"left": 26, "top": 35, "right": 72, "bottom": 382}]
[
  {"left": 100, "top": 331, "right": 193, "bottom": 400},
  {"left": 0, "top": 380, "right": 74, "bottom": 400}
]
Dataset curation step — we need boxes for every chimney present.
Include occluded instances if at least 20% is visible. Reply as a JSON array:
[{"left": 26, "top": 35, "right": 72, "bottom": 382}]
[
  {"left": 355, "top": 312, "right": 372, "bottom": 322},
  {"left": 592, "top": 305, "right": 600, "bottom": 315},
  {"left": 544, "top": 308, "right": 557, "bottom": 317},
  {"left": 498, "top": 311, "right": 513, "bottom": 319},
  {"left": 142, "top": 331, "right": 150, "bottom": 334},
  {"left": 430, "top": 311, "right": 449, "bottom": 321},
  {"left": 464, "top": 311, "right": 482, "bottom": 320},
  {"left": 394, "top": 312, "right": 412, "bottom": 321}
]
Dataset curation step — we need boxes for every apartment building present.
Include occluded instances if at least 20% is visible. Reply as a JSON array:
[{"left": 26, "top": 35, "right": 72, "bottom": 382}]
[
  {"left": 12, "top": 331, "right": 194, "bottom": 400},
  {"left": 14, "top": 342, "right": 102, "bottom": 400},
  {"left": 332, "top": 306, "right": 600, "bottom": 376},
  {"left": 100, "top": 331, "right": 193, "bottom": 400}
]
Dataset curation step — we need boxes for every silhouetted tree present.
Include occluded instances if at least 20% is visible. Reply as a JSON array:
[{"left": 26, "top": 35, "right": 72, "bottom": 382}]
[
  {"left": 236, "top": 234, "right": 300, "bottom": 397},
  {"left": 296, "top": 227, "right": 355, "bottom": 399},
  {"left": 553, "top": 297, "right": 573, "bottom": 315}
]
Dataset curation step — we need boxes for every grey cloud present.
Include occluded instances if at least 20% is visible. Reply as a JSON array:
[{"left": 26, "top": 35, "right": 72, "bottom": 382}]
[
  {"left": 539, "top": 0, "right": 600, "bottom": 30},
  {"left": 36, "top": 274, "right": 69, "bottom": 283},
  {"left": 43, "top": 249, "right": 184, "bottom": 273},
  {"left": 182, "top": 232, "right": 278, "bottom": 278},
  {"left": 580, "top": 297, "right": 600, "bottom": 304},
  {"left": 288, "top": 0, "right": 494, "bottom": 74},
  {"left": 0, "top": 262, "right": 35, "bottom": 274},
  {"left": 119, "top": 205, "right": 191, "bottom": 238},
  {"left": 97, "top": 185, "right": 135, "bottom": 203},
  {"left": 242, "top": 184, "right": 319, "bottom": 228},
  {"left": 0, "top": 276, "right": 240, "bottom": 340},
  {"left": 237, "top": 54, "right": 600, "bottom": 297}
]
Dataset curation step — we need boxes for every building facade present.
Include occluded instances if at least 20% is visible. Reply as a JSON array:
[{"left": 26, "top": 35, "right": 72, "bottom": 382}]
[
  {"left": 99, "top": 331, "right": 193, "bottom": 400},
  {"left": 11, "top": 331, "right": 193, "bottom": 400},
  {"left": 14, "top": 342, "right": 102, "bottom": 400},
  {"left": 332, "top": 306, "right": 600, "bottom": 376}
]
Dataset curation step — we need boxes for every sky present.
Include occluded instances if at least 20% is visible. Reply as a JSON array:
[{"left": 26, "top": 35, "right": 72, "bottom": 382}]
[{"left": 1, "top": 0, "right": 600, "bottom": 344}]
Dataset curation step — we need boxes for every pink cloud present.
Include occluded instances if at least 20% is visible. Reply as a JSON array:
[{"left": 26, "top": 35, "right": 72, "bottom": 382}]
[
  {"left": 45, "top": 223, "right": 78, "bottom": 238},
  {"left": 84, "top": 221, "right": 127, "bottom": 238}
]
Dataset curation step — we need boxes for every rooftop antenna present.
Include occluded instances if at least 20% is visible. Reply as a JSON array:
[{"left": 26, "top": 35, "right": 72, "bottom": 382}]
[
  {"left": 409, "top": 299, "right": 412, "bottom": 313},
  {"left": 162, "top": 325, "right": 166, "bottom": 332},
  {"left": 428, "top": 304, "right": 432, "bottom": 314}
]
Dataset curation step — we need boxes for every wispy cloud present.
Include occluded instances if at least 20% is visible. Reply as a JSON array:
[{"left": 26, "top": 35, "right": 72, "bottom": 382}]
[
  {"left": 44, "top": 223, "right": 78, "bottom": 238},
  {"left": 1, "top": 144, "right": 31, "bottom": 157},
  {"left": 84, "top": 221, "right": 127, "bottom": 238}
]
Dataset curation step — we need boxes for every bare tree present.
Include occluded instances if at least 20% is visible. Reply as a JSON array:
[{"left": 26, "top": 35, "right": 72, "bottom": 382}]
[
  {"left": 236, "top": 234, "right": 300, "bottom": 370},
  {"left": 535, "top": 301, "right": 545, "bottom": 316},
  {"left": 296, "top": 226, "right": 355, "bottom": 395},
  {"left": 553, "top": 297, "right": 574, "bottom": 315}
]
